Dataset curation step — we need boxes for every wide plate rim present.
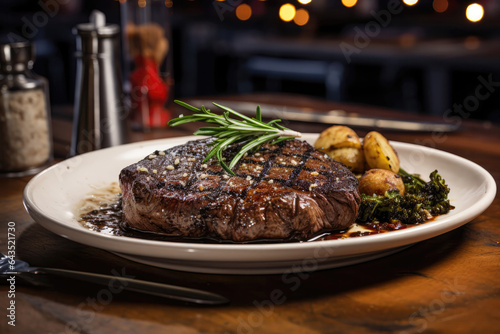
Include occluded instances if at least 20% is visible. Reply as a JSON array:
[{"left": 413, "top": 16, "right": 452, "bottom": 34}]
[{"left": 23, "top": 134, "right": 497, "bottom": 268}]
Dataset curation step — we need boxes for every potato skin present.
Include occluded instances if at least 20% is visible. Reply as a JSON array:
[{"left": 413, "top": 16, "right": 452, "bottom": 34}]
[
  {"left": 358, "top": 169, "right": 405, "bottom": 196},
  {"left": 314, "top": 126, "right": 364, "bottom": 172},
  {"left": 315, "top": 125, "right": 362, "bottom": 150},
  {"left": 363, "top": 131, "right": 400, "bottom": 173},
  {"left": 328, "top": 147, "right": 365, "bottom": 173}
]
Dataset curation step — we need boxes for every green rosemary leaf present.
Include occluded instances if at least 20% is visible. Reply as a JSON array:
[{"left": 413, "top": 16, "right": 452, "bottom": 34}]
[
  {"left": 217, "top": 149, "right": 233, "bottom": 175},
  {"left": 268, "top": 120, "right": 287, "bottom": 131},
  {"left": 204, "top": 134, "right": 247, "bottom": 165},
  {"left": 170, "top": 100, "right": 302, "bottom": 174},
  {"left": 226, "top": 125, "right": 276, "bottom": 133},
  {"left": 272, "top": 136, "right": 296, "bottom": 145},
  {"left": 212, "top": 103, "right": 275, "bottom": 130},
  {"left": 169, "top": 115, "right": 219, "bottom": 127},
  {"left": 174, "top": 100, "right": 201, "bottom": 113},
  {"left": 193, "top": 130, "right": 220, "bottom": 136},
  {"left": 204, "top": 142, "right": 223, "bottom": 162},
  {"left": 196, "top": 126, "right": 227, "bottom": 133},
  {"left": 228, "top": 133, "right": 280, "bottom": 170}
]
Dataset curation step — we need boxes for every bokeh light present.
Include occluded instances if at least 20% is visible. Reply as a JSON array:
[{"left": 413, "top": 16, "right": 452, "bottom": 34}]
[
  {"left": 466, "top": 3, "right": 484, "bottom": 22},
  {"left": 298, "top": 0, "right": 312, "bottom": 4},
  {"left": 341, "top": 0, "right": 357, "bottom": 8},
  {"left": 432, "top": 0, "right": 448, "bottom": 13},
  {"left": 399, "top": 33, "right": 417, "bottom": 48},
  {"left": 294, "top": 8, "right": 310, "bottom": 26},
  {"left": 403, "top": 0, "right": 418, "bottom": 6},
  {"left": 464, "top": 36, "right": 481, "bottom": 50},
  {"left": 279, "top": 4, "right": 296, "bottom": 22},
  {"left": 236, "top": 4, "right": 252, "bottom": 21}
]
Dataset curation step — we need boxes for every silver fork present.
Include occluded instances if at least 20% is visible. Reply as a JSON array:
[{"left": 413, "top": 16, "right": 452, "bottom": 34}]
[{"left": 0, "top": 252, "right": 228, "bottom": 305}]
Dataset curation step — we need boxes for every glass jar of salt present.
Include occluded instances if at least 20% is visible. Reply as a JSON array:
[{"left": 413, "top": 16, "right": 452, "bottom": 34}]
[{"left": 0, "top": 41, "right": 53, "bottom": 177}]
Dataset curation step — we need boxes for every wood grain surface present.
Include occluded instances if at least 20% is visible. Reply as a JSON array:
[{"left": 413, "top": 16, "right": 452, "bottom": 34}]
[{"left": 1, "top": 94, "right": 499, "bottom": 334}]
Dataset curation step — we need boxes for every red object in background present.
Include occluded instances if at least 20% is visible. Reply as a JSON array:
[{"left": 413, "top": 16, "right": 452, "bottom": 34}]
[{"left": 130, "top": 55, "right": 170, "bottom": 128}]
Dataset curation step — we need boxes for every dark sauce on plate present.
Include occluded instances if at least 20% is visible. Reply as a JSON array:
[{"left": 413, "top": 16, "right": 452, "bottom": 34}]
[{"left": 78, "top": 194, "right": 425, "bottom": 243}]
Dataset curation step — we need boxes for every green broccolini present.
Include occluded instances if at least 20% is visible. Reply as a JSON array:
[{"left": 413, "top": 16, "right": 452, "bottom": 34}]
[{"left": 357, "top": 169, "right": 453, "bottom": 224}]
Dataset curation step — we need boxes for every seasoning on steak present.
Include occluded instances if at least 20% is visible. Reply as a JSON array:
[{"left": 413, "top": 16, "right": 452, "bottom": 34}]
[{"left": 119, "top": 138, "right": 360, "bottom": 242}]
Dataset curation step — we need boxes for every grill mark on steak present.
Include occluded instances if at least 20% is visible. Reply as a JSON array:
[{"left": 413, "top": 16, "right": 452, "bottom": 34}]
[
  {"left": 119, "top": 138, "right": 360, "bottom": 242},
  {"left": 202, "top": 172, "right": 227, "bottom": 202},
  {"left": 285, "top": 146, "right": 312, "bottom": 188}
]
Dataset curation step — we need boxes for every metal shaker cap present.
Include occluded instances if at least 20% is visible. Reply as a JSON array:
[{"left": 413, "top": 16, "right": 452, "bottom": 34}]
[
  {"left": 74, "top": 10, "right": 119, "bottom": 55},
  {"left": 0, "top": 41, "right": 34, "bottom": 73}
]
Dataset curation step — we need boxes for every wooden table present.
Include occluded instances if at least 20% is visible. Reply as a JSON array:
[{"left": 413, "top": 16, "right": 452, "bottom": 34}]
[{"left": 1, "top": 94, "right": 499, "bottom": 333}]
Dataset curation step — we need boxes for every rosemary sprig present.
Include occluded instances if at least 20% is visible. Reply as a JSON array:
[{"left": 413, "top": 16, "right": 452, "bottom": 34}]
[{"left": 168, "top": 100, "right": 302, "bottom": 175}]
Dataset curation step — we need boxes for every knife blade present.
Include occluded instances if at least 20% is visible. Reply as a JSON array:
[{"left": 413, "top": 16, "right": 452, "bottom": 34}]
[
  {"left": 0, "top": 252, "right": 228, "bottom": 305},
  {"left": 189, "top": 100, "right": 460, "bottom": 133},
  {"left": 32, "top": 267, "right": 229, "bottom": 305}
]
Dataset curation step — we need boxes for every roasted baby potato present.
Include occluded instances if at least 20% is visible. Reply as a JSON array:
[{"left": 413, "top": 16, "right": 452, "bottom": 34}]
[
  {"left": 358, "top": 168, "right": 405, "bottom": 196},
  {"left": 328, "top": 147, "right": 365, "bottom": 173},
  {"left": 363, "top": 131, "right": 400, "bottom": 173},
  {"left": 314, "top": 126, "right": 365, "bottom": 172}
]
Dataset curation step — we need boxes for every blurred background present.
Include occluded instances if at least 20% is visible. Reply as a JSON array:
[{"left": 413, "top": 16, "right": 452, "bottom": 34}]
[{"left": 1, "top": 0, "right": 499, "bottom": 122}]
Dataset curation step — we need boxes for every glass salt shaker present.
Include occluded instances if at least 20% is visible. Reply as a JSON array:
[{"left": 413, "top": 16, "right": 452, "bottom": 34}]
[{"left": 0, "top": 41, "right": 53, "bottom": 177}]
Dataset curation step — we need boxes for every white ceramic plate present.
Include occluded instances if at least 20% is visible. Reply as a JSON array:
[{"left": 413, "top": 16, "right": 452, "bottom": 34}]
[{"left": 23, "top": 135, "right": 496, "bottom": 274}]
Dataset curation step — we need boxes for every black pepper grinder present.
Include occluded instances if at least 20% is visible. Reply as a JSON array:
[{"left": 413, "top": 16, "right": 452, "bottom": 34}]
[{"left": 71, "top": 10, "right": 126, "bottom": 156}]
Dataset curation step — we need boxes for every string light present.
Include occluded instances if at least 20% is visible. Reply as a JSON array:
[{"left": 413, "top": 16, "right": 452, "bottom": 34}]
[{"left": 466, "top": 3, "right": 484, "bottom": 22}]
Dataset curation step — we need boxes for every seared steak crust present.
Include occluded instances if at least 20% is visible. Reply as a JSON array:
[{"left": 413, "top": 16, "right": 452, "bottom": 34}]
[{"left": 119, "top": 138, "right": 360, "bottom": 242}]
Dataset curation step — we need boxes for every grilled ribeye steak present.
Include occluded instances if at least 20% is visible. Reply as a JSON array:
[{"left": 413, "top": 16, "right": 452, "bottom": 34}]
[{"left": 119, "top": 138, "right": 360, "bottom": 242}]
